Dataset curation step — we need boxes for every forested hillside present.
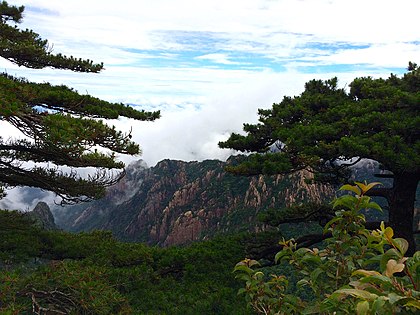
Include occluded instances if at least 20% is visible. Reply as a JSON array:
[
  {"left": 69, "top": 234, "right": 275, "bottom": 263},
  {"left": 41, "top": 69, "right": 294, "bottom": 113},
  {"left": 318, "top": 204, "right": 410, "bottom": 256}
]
[{"left": 0, "top": 209, "right": 254, "bottom": 314}]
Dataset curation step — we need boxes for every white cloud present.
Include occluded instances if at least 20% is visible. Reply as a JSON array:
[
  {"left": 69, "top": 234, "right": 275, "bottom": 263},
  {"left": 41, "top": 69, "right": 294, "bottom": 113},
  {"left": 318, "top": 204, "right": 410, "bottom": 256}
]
[
  {"left": 195, "top": 53, "right": 238, "bottom": 65},
  {"left": 10, "top": 0, "right": 419, "bottom": 59},
  {"left": 312, "top": 43, "right": 420, "bottom": 68},
  {"left": 0, "top": 186, "right": 57, "bottom": 212},
  {"left": 113, "top": 69, "right": 364, "bottom": 167},
  {"left": 2, "top": 0, "right": 419, "bottom": 210}
]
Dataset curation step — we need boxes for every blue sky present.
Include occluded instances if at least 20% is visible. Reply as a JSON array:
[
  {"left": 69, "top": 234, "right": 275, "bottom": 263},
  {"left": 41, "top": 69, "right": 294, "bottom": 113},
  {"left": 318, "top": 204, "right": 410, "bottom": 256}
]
[
  {"left": 1, "top": 0, "right": 419, "bottom": 168},
  {"left": 1, "top": 0, "right": 419, "bottom": 210}
]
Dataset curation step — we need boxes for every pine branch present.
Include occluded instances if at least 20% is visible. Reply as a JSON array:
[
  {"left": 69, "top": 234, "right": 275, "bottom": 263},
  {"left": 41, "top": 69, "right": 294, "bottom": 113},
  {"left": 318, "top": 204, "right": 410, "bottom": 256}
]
[
  {"left": 0, "top": 160, "right": 124, "bottom": 204},
  {"left": 0, "top": 19, "right": 103, "bottom": 72}
]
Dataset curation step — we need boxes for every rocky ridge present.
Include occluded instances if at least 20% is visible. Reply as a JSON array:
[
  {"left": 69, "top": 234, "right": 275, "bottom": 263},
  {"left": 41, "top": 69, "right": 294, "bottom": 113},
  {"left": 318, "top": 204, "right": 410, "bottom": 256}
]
[{"left": 53, "top": 157, "right": 335, "bottom": 246}]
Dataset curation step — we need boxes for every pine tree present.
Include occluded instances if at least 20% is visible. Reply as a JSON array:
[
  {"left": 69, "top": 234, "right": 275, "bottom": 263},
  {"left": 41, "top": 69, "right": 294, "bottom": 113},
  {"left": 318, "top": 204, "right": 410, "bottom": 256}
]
[
  {"left": 220, "top": 65, "right": 420, "bottom": 254},
  {"left": 0, "top": 1, "right": 160, "bottom": 204}
]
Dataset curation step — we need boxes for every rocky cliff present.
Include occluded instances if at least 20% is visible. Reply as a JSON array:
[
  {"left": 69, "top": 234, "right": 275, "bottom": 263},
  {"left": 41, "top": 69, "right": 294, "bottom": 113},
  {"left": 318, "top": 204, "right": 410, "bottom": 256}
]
[
  {"left": 27, "top": 201, "right": 58, "bottom": 230},
  {"left": 52, "top": 157, "right": 335, "bottom": 246}
]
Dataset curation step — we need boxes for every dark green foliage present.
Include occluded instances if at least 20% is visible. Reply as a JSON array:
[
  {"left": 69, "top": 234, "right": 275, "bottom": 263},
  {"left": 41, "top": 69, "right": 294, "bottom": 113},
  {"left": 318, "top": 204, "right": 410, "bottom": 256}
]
[
  {"left": 221, "top": 72, "right": 419, "bottom": 174},
  {"left": 0, "top": 1, "right": 102, "bottom": 72},
  {"left": 220, "top": 70, "right": 419, "bottom": 176},
  {"left": 0, "top": 1, "right": 160, "bottom": 204},
  {"left": 0, "top": 209, "right": 250, "bottom": 314},
  {"left": 0, "top": 210, "right": 42, "bottom": 263},
  {"left": 258, "top": 202, "right": 334, "bottom": 227},
  {"left": 220, "top": 65, "right": 420, "bottom": 254}
]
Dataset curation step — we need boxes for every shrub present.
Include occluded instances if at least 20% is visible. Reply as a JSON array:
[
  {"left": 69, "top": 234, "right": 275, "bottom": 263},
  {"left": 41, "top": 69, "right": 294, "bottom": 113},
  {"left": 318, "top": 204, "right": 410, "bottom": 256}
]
[{"left": 234, "top": 182, "right": 420, "bottom": 314}]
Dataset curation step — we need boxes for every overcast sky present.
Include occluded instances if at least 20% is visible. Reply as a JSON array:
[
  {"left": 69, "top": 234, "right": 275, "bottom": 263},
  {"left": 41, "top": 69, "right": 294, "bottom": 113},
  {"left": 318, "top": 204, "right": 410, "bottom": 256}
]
[{"left": 1, "top": 0, "right": 419, "bottom": 209}]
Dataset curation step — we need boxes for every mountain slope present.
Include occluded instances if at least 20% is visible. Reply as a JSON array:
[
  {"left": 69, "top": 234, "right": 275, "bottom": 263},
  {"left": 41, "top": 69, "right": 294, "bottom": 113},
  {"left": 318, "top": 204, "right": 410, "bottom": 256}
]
[{"left": 53, "top": 157, "right": 335, "bottom": 246}]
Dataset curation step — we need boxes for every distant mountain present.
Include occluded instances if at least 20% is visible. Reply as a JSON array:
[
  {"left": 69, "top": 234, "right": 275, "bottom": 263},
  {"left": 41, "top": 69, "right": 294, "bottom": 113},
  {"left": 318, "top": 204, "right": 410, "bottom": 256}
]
[
  {"left": 0, "top": 186, "right": 55, "bottom": 212},
  {"left": 26, "top": 201, "right": 58, "bottom": 230},
  {"left": 52, "top": 157, "right": 335, "bottom": 246}
]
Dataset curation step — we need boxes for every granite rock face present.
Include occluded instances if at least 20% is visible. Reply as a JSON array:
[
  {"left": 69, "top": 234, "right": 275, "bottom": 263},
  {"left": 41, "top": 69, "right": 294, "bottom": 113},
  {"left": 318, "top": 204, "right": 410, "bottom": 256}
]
[
  {"left": 27, "top": 201, "right": 57, "bottom": 230},
  {"left": 53, "top": 158, "right": 335, "bottom": 246}
]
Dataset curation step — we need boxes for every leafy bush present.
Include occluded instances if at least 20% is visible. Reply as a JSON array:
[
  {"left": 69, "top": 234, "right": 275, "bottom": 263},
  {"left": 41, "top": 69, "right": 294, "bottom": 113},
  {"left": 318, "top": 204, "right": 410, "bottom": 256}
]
[
  {"left": 0, "top": 210, "right": 43, "bottom": 264},
  {"left": 0, "top": 212, "right": 250, "bottom": 314},
  {"left": 234, "top": 182, "right": 420, "bottom": 314}
]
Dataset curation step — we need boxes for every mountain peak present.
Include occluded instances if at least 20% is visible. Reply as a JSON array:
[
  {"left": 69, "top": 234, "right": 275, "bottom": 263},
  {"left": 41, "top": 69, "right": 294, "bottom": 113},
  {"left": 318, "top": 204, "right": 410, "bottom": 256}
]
[{"left": 27, "top": 201, "right": 57, "bottom": 230}]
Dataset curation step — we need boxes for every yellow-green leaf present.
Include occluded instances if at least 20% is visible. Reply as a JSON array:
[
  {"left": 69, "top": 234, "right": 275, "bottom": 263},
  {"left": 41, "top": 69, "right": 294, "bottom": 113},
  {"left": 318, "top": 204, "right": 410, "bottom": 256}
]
[
  {"left": 354, "top": 181, "right": 381, "bottom": 193},
  {"left": 384, "top": 227, "right": 394, "bottom": 239},
  {"left": 405, "top": 299, "right": 420, "bottom": 309},
  {"left": 357, "top": 300, "right": 370, "bottom": 315},
  {"left": 364, "top": 182, "right": 382, "bottom": 192},
  {"left": 354, "top": 181, "right": 368, "bottom": 193},
  {"left": 352, "top": 269, "right": 381, "bottom": 277},
  {"left": 340, "top": 184, "right": 361, "bottom": 195},
  {"left": 335, "top": 288, "right": 378, "bottom": 300}
]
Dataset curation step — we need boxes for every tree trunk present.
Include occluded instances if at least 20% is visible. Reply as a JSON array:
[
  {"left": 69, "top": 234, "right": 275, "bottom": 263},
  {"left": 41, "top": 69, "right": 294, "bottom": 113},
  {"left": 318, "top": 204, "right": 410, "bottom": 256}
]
[{"left": 388, "top": 172, "right": 419, "bottom": 256}]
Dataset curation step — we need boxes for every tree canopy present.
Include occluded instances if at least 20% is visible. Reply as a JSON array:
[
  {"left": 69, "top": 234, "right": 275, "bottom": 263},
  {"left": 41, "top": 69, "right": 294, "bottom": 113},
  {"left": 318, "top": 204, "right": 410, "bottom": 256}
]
[
  {"left": 220, "top": 64, "right": 420, "bottom": 254},
  {"left": 0, "top": 1, "right": 160, "bottom": 204}
]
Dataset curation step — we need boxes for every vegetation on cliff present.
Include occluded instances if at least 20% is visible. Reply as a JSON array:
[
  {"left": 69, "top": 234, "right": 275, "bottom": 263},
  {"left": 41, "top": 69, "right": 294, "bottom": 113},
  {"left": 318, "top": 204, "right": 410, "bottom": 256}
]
[{"left": 52, "top": 158, "right": 334, "bottom": 246}]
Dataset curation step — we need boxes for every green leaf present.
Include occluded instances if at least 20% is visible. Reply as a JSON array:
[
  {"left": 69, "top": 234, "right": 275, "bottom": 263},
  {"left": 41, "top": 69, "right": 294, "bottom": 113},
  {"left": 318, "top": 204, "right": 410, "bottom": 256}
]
[
  {"left": 358, "top": 275, "right": 393, "bottom": 286},
  {"left": 387, "top": 292, "right": 404, "bottom": 305},
  {"left": 295, "top": 248, "right": 312, "bottom": 255},
  {"left": 234, "top": 273, "right": 251, "bottom": 281},
  {"left": 237, "top": 288, "right": 247, "bottom": 295},
  {"left": 365, "top": 202, "right": 382, "bottom": 212},
  {"left": 233, "top": 265, "right": 254, "bottom": 274},
  {"left": 371, "top": 296, "right": 387, "bottom": 313},
  {"left": 335, "top": 288, "right": 378, "bottom": 300},
  {"left": 356, "top": 300, "right": 370, "bottom": 315},
  {"left": 310, "top": 268, "right": 323, "bottom": 283},
  {"left": 297, "top": 279, "right": 310, "bottom": 288},
  {"left": 301, "top": 254, "right": 322, "bottom": 265},
  {"left": 392, "top": 238, "right": 409, "bottom": 256},
  {"left": 254, "top": 271, "right": 265, "bottom": 279},
  {"left": 275, "top": 250, "right": 290, "bottom": 263},
  {"left": 406, "top": 253, "right": 420, "bottom": 279},
  {"left": 333, "top": 195, "right": 358, "bottom": 210},
  {"left": 302, "top": 304, "right": 321, "bottom": 314},
  {"left": 380, "top": 221, "right": 385, "bottom": 231}
]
